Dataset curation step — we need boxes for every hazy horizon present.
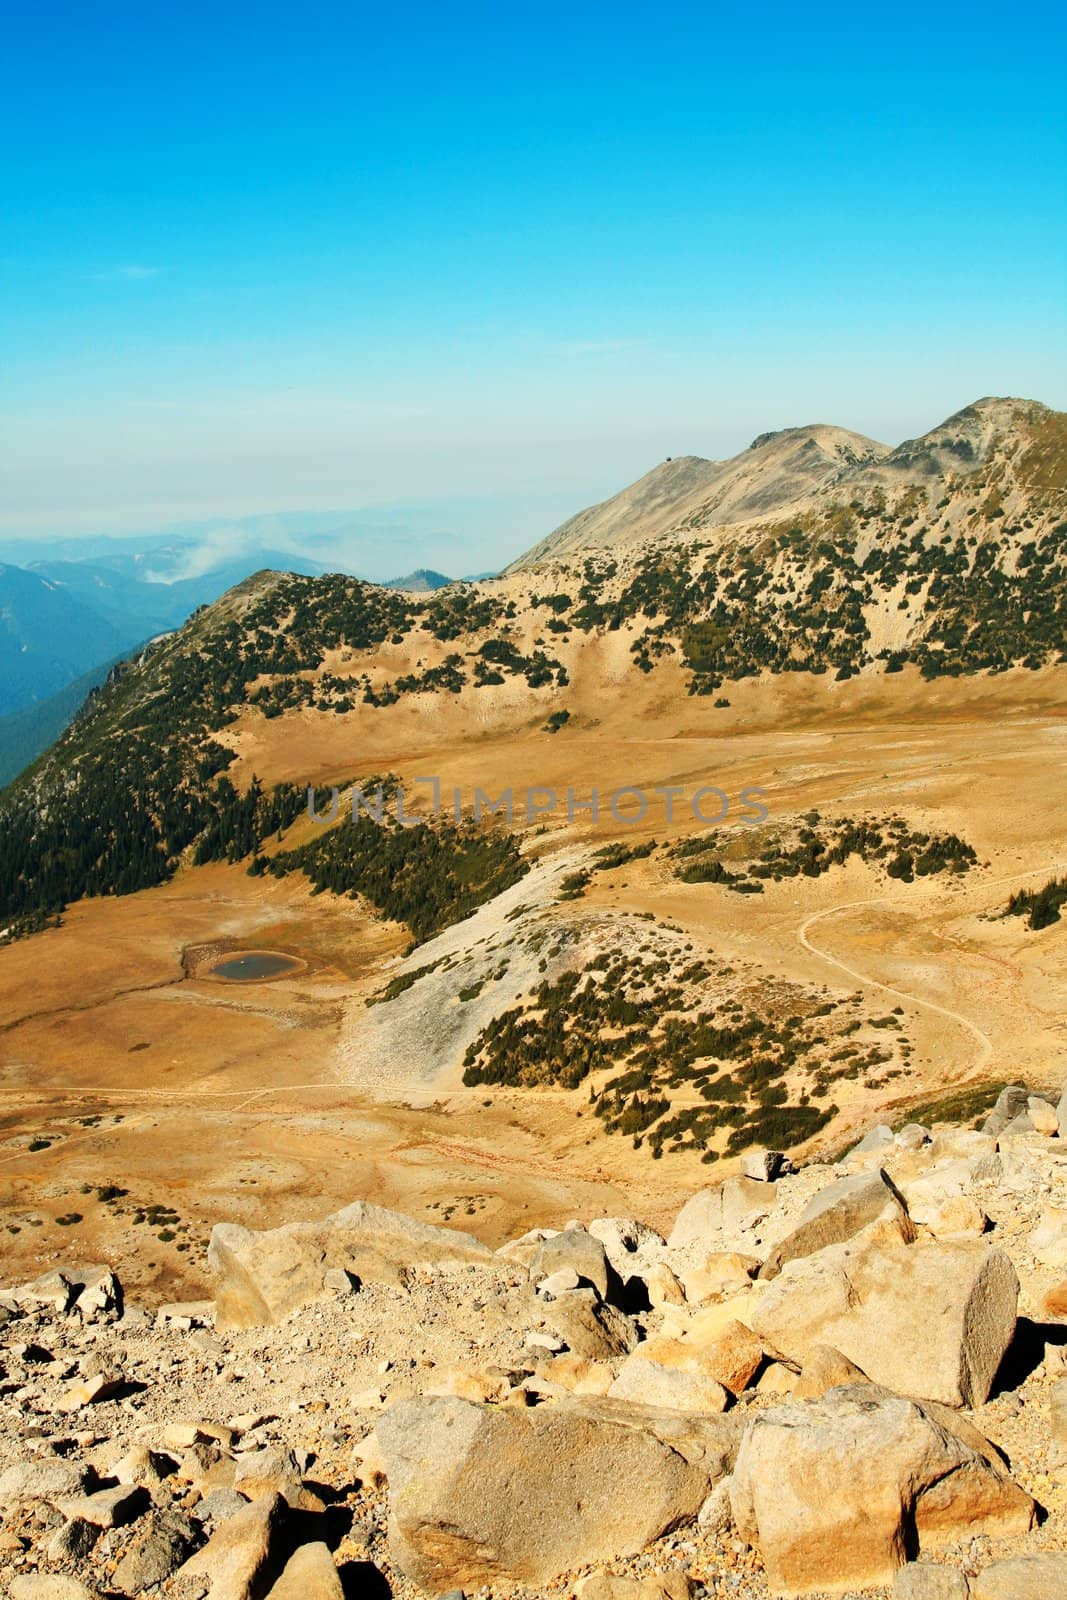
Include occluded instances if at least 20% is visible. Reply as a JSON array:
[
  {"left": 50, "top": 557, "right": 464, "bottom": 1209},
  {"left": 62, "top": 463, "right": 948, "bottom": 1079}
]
[{"left": 3, "top": 3, "right": 1064, "bottom": 550}]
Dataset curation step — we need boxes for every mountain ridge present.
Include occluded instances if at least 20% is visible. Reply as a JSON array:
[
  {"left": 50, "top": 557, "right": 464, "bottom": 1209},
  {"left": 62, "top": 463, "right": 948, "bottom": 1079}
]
[{"left": 509, "top": 396, "right": 1062, "bottom": 570}]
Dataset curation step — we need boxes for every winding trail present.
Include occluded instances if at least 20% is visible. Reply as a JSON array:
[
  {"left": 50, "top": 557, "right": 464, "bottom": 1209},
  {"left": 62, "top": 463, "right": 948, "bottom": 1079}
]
[
  {"left": 797, "top": 897, "right": 994, "bottom": 1071},
  {"left": 796, "top": 858, "right": 1067, "bottom": 1076}
]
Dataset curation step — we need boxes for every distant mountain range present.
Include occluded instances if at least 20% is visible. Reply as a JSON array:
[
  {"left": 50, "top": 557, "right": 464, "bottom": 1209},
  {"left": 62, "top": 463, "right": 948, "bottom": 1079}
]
[
  {"left": 0, "top": 537, "right": 469, "bottom": 782},
  {"left": 379, "top": 568, "right": 454, "bottom": 592}
]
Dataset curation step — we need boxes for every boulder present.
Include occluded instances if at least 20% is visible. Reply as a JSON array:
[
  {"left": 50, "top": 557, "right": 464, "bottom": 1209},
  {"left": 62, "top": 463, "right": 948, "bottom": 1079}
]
[
  {"left": 531, "top": 1228, "right": 616, "bottom": 1301},
  {"left": 496, "top": 1228, "right": 556, "bottom": 1268},
  {"left": 1028, "top": 1096, "right": 1059, "bottom": 1136},
  {"left": 981, "top": 1084, "right": 1029, "bottom": 1138},
  {"left": 730, "top": 1386, "right": 1034, "bottom": 1595},
  {"left": 970, "top": 1553, "right": 1067, "bottom": 1598},
  {"left": 533, "top": 1352, "right": 615, "bottom": 1397},
  {"left": 638, "top": 1320, "right": 764, "bottom": 1396},
  {"left": 540, "top": 1287, "right": 638, "bottom": 1360},
  {"left": 109, "top": 1445, "right": 173, "bottom": 1486},
  {"left": 56, "top": 1484, "right": 148, "bottom": 1529},
  {"left": 112, "top": 1511, "right": 198, "bottom": 1595},
  {"left": 912, "top": 1196, "right": 988, "bottom": 1239},
  {"left": 667, "top": 1189, "right": 721, "bottom": 1252},
  {"left": 209, "top": 1201, "right": 492, "bottom": 1329},
  {"left": 696, "top": 1475, "right": 734, "bottom": 1534},
  {"left": 759, "top": 1169, "right": 912, "bottom": 1280},
  {"left": 793, "top": 1343, "right": 870, "bottom": 1400},
  {"left": 377, "top": 1395, "right": 713, "bottom": 1590},
  {"left": 847, "top": 1124, "right": 894, "bottom": 1158},
  {"left": 56, "top": 1370, "right": 124, "bottom": 1410},
  {"left": 750, "top": 1236, "right": 1018, "bottom": 1407},
  {"left": 643, "top": 1262, "right": 686, "bottom": 1308},
  {"left": 608, "top": 1358, "right": 729, "bottom": 1413},
  {"left": 425, "top": 1366, "right": 510, "bottom": 1404},
  {"left": 0, "top": 1459, "right": 92, "bottom": 1507},
  {"left": 680, "top": 1251, "right": 758, "bottom": 1303},
  {"left": 9, "top": 1264, "right": 121, "bottom": 1321},
  {"left": 756, "top": 1362, "right": 799, "bottom": 1397},
  {"left": 266, "top": 1542, "right": 344, "bottom": 1599},
  {"left": 740, "top": 1148, "right": 790, "bottom": 1181},
  {"left": 177, "top": 1491, "right": 288, "bottom": 1599},
  {"left": 893, "top": 1564, "right": 970, "bottom": 1598},
  {"left": 588, "top": 1217, "right": 668, "bottom": 1278},
  {"left": 47, "top": 1518, "right": 99, "bottom": 1563},
  {"left": 1058, "top": 1080, "right": 1067, "bottom": 1140},
  {"left": 537, "top": 1266, "right": 582, "bottom": 1297},
  {"left": 232, "top": 1447, "right": 322, "bottom": 1511},
  {"left": 721, "top": 1175, "right": 778, "bottom": 1238}
]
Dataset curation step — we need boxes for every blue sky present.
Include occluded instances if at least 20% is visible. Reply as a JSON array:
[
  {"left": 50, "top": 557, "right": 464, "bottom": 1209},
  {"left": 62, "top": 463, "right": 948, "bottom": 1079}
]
[{"left": 2, "top": 0, "right": 1065, "bottom": 567}]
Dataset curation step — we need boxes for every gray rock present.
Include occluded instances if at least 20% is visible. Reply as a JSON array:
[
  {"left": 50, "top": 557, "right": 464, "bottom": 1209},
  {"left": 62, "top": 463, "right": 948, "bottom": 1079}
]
[
  {"left": 541, "top": 1287, "right": 638, "bottom": 1360},
  {"left": 377, "top": 1395, "right": 713, "bottom": 1590},
  {"left": 531, "top": 1229, "right": 616, "bottom": 1301},
  {"left": 981, "top": 1085, "right": 1029, "bottom": 1139},
  {"left": 759, "top": 1168, "right": 912, "bottom": 1280},
  {"left": 970, "top": 1553, "right": 1067, "bottom": 1598},
  {"left": 197, "top": 1487, "right": 250, "bottom": 1522},
  {"left": 893, "top": 1562, "right": 971, "bottom": 1598},
  {"left": 112, "top": 1510, "right": 199, "bottom": 1595},
  {"left": 1058, "top": 1080, "right": 1067, "bottom": 1141},
  {"left": 46, "top": 1517, "right": 99, "bottom": 1563},
  {"left": 0, "top": 1459, "right": 92, "bottom": 1507}
]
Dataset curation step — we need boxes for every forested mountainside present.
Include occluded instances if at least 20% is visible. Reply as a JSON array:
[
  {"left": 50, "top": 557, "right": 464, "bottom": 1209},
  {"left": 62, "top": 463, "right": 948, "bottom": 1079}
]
[{"left": 0, "top": 397, "right": 1063, "bottom": 939}]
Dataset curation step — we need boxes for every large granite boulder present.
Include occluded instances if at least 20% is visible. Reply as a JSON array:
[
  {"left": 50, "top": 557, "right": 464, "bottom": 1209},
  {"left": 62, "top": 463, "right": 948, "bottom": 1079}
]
[
  {"left": 377, "top": 1395, "right": 728, "bottom": 1590},
  {"left": 750, "top": 1235, "right": 1018, "bottom": 1407},
  {"left": 731, "top": 1386, "right": 1034, "bottom": 1594}
]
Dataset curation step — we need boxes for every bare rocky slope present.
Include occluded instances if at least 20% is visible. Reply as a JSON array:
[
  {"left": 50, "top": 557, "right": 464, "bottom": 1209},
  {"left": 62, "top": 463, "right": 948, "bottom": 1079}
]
[
  {"left": 508, "top": 397, "right": 1061, "bottom": 568},
  {"left": 508, "top": 424, "right": 890, "bottom": 568},
  {"left": 4, "top": 1085, "right": 1067, "bottom": 1599}
]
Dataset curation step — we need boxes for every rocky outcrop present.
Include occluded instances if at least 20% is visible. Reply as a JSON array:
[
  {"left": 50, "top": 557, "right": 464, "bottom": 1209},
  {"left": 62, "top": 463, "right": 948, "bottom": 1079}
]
[
  {"left": 730, "top": 1386, "right": 1034, "bottom": 1594},
  {"left": 758, "top": 1168, "right": 913, "bottom": 1280},
  {"left": 208, "top": 1200, "right": 493, "bottom": 1329},
  {"left": 5, "top": 1094, "right": 1067, "bottom": 1600}
]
